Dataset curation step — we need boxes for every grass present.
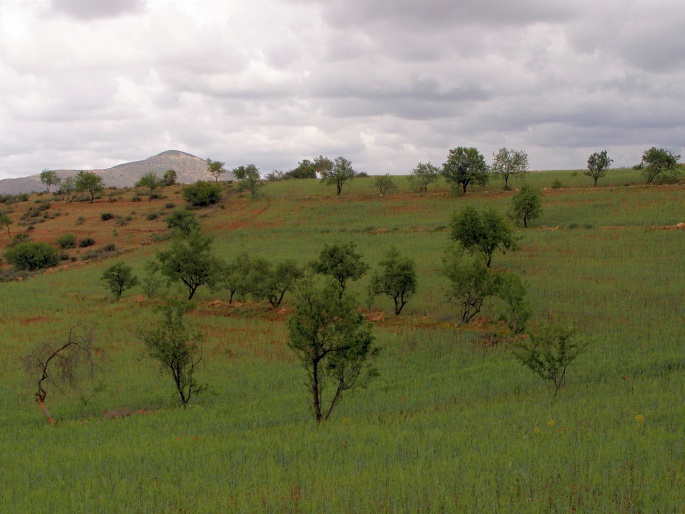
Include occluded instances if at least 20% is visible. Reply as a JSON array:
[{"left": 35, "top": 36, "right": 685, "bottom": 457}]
[{"left": 1, "top": 170, "right": 684, "bottom": 512}]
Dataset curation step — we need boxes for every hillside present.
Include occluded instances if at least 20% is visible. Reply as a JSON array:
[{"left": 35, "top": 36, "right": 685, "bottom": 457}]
[
  {"left": 0, "top": 150, "right": 228, "bottom": 194},
  {"left": 1, "top": 170, "right": 684, "bottom": 512}
]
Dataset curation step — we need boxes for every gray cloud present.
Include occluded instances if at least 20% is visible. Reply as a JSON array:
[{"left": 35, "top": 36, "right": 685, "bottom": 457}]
[
  {"left": 51, "top": 0, "right": 145, "bottom": 19},
  {"left": 1, "top": 0, "right": 684, "bottom": 179}
]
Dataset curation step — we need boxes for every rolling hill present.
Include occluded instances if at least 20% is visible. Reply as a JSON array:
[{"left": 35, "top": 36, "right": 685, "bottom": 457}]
[{"left": 0, "top": 150, "right": 226, "bottom": 194}]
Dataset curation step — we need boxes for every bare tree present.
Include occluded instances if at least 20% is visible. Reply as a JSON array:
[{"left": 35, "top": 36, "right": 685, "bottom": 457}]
[{"left": 24, "top": 325, "right": 101, "bottom": 425}]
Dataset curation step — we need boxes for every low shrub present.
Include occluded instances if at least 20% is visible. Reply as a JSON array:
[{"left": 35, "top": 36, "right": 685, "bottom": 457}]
[
  {"left": 100, "top": 212, "right": 115, "bottom": 221},
  {"left": 4, "top": 242, "right": 60, "bottom": 271},
  {"left": 56, "top": 233, "right": 77, "bottom": 249},
  {"left": 79, "top": 237, "right": 96, "bottom": 248},
  {"left": 183, "top": 181, "right": 222, "bottom": 207}
]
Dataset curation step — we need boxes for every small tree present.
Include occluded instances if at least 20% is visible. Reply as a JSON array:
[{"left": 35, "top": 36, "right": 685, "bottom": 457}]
[
  {"left": 40, "top": 169, "right": 61, "bottom": 193},
  {"left": 214, "top": 252, "right": 256, "bottom": 304},
  {"left": 287, "top": 276, "right": 380, "bottom": 423},
  {"left": 140, "top": 300, "right": 205, "bottom": 406},
  {"left": 0, "top": 213, "right": 12, "bottom": 239},
  {"left": 442, "top": 147, "right": 489, "bottom": 193},
  {"left": 135, "top": 171, "right": 162, "bottom": 199},
  {"left": 4, "top": 242, "right": 60, "bottom": 271},
  {"left": 408, "top": 162, "right": 440, "bottom": 192},
  {"left": 287, "top": 159, "right": 318, "bottom": 179},
  {"left": 496, "top": 272, "right": 532, "bottom": 335},
  {"left": 252, "top": 260, "right": 304, "bottom": 307},
  {"left": 443, "top": 246, "right": 501, "bottom": 323},
  {"left": 513, "top": 324, "right": 588, "bottom": 399},
  {"left": 368, "top": 246, "right": 418, "bottom": 315},
  {"left": 233, "top": 164, "right": 263, "bottom": 198},
  {"left": 165, "top": 209, "right": 200, "bottom": 235},
  {"left": 510, "top": 183, "right": 543, "bottom": 228},
  {"left": 206, "top": 159, "right": 226, "bottom": 182},
  {"left": 450, "top": 206, "right": 516, "bottom": 267},
  {"left": 151, "top": 231, "right": 221, "bottom": 300},
  {"left": 183, "top": 181, "right": 222, "bottom": 207},
  {"left": 585, "top": 150, "right": 613, "bottom": 187},
  {"left": 321, "top": 156, "right": 355, "bottom": 195},
  {"left": 640, "top": 147, "right": 681, "bottom": 184},
  {"left": 24, "top": 324, "right": 101, "bottom": 425},
  {"left": 101, "top": 262, "right": 139, "bottom": 301},
  {"left": 492, "top": 148, "right": 528, "bottom": 190},
  {"left": 163, "top": 169, "right": 178, "bottom": 186},
  {"left": 58, "top": 176, "right": 76, "bottom": 203},
  {"left": 310, "top": 242, "right": 369, "bottom": 297},
  {"left": 74, "top": 171, "right": 104, "bottom": 203},
  {"left": 375, "top": 174, "right": 398, "bottom": 195}
]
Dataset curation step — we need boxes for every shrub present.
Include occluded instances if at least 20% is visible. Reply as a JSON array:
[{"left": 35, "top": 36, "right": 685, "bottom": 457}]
[
  {"left": 551, "top": 179, "right": 563, "bottom": 189},
  {"left": 79, "top": 237, "right": 96, "bottom": 248},
  {"left": 183, "top": 181, "right": 222, "bottom": 207},
  {"left": 165, "top": 202, "right": 175, "bottom": 209},
  {"left": 146, "top": 212, "right": 159, "bottom": 221},
  {"left": 132, "top": 196, "right": 142, "bottom": 202},
  {"left": 4, "top": 242, "right": 60, "bottom": 271},
  {"left": 102, "top": 243, "right": 116, "bottom": 252},
  {"left": 76, "top": 216, "right": 85, "bottom": 225},
  {"left": 100, "top": 212, "right": 115, "bottom": 221},
  {"left": 56, "top": 233, "right": 77, "bottom": 249}
]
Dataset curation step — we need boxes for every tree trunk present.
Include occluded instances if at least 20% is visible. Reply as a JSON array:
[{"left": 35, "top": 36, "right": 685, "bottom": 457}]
[{"left": 36, "top": 397, "right": 57, "bottom": 426}]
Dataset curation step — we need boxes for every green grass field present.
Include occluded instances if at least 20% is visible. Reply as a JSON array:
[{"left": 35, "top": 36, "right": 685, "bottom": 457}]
[{"left": 1, "top": 170, "right": 684, "bottom": 512}]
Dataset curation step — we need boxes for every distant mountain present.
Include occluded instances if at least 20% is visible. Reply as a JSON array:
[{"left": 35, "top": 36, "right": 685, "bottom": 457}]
[{"left": 0, "top": 150, "right": 230, "bottom": 194}]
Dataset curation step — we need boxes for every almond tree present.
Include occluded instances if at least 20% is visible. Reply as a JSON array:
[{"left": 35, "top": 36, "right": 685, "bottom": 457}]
[
  {"left": 287, "top": 276, "right": 379, "bottom": 422},
  {"left": 585, "top": 150, "right": 613, "bottom": 187}
]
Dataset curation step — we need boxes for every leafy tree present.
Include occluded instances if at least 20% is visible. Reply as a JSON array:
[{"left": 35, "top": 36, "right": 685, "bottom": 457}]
[
  {"left": 513, "top": 324, "right": 588, "bottom": 399},
  {"left": 640, "top": 147, "right": 681, "bottom": 184},
  {"left": 58, "top": 176, "right": 76, "bottom": 203},
  {"left": 368, "top": 246, "right": 418, "bottom": 315},
  {"left": 408, "top": 162, "right": 440, "bottom": 192},
  {"left": 24, "top": 324, "right": 100, "bottom": 425},
  {"left": 232, "top": 164, "right": 263, "bottom": 198},
  {"left": 74, "top": 171, "right": 104, "bottom": 203},
  {"left": 443, "top": 246, "right": 501, "bottom": 323},
  {"left": 287, "top": 275, "right": 380, "bottom": 423},
  {"left": 321, "top": 156, "right": 355, "bottom": 195},
  {"left": 140, "top": 300, "right": 205, "bottom": 406},
  {"left": 135, "top": 171, "right": 162, "bottom": 199},
  {"left": 101, "top": 262, "right": 139, "bottom": 301},
  {"left": 510, "top": 183, "right": 543, "bottom": 228},
  {"left": 163, "top": 169, "right": 178, "bottom": 186},
  {"left": 151, "top": 231, "right": 222, "bottom": 300},
  {"left": 492, "top": 148, "right": 528, "bottom": 190},
  {"left": 287, "top": 159, "right": 318, "bottom": 179},
  {"left": 496, "top": 272, "right": 532, "bottom": 335},
  {"left": 450, "top": 206, "right": 516, "bottom": 267},
  {"left": 165, "top": 209, "right": 200, "bottom": 235},
  {"left": 4, "top": 242, "right": 60, "bottom": 271},
  {"left": 40, "top": 169, "right": 61, "bottom": 193},
  {"left": 313, "top": 155, "right": 333, "bottom": 176},
  {"left": 252, "top": 260, "right": 304, "bottom": 307},
  {"left": 375, "top": 174, "right": 398, "bottom": 195},
  {"left": 310, "top": 242, "right": 369, "bottom": 297},
  {"left": 206, "top": 158, "right": 226, "bottom": 182},
  {"left": 183, "top": 181, "right": 222, "bottom": 207},
  {"left": 0, "top": 213, "right": 12, "bottom": 239},
  {"left": 585, "top": 150, "right": 613, "bottom": 187},
  {"left": 442, "top": 147, "right": 489, "bottom": 193}
]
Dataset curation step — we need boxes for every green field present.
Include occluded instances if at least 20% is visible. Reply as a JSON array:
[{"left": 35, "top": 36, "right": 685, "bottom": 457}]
[{"left": 1, "top": 170, "right": 684, "bottom": 512}]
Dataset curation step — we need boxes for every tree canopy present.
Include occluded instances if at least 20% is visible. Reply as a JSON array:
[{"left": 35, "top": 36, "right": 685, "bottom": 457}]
[
  {"left": 450, "top": 206, "right": 516, "bottom": 267},
  {"left": 442, "top": 147, "right": 489, "bottom": 193},
  {"left": 585, "top": 151, "right": 613, "bottom": 187},
  {"left": 491, "top": 148, "right": 528, "bottom": 190}
]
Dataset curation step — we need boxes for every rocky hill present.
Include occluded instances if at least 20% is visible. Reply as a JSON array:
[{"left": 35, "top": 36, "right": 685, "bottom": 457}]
[{"left": 0, "top": 150, "right": 230, "bottom": 194}]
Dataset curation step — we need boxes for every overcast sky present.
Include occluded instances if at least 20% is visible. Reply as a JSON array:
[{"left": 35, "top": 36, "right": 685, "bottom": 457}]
[{"left": 1, "top": 0, "right": 684, "bottom": 179}]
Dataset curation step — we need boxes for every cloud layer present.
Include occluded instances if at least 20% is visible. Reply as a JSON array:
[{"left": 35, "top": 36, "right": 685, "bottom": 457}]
[{"left": 1, "top": 0, "right": 683, "bottom": 178}]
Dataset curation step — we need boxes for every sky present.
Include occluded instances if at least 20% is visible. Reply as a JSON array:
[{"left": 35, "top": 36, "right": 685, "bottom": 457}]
[{"left": 1, "top": 0, "right": 684, "bottom": 179}]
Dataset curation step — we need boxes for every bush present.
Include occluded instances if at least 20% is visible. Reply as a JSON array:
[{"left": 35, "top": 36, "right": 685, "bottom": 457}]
[
  {"left": 551, "top": 179, "right": 563, "bottom": 189},
  {"left": 102, "top": 243, "right": 116, "bottom": 252},
  {"left": 4, "top": 242, "right": 60, "bottom": 271},
  {"left": 56, "top": 233, "right": 77, "bottom": 249},
  {"left": 79, "top": 237, "right": 96, "bottom": 248},
  {"left": 100, "top": 212, "right": 115, "bottom": 221},
  {"left": 146, "top": 212, "right": 159, "bottom": 221},
  {"left": 183, "top": 181, "right": 222, "bottom": 207}
]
